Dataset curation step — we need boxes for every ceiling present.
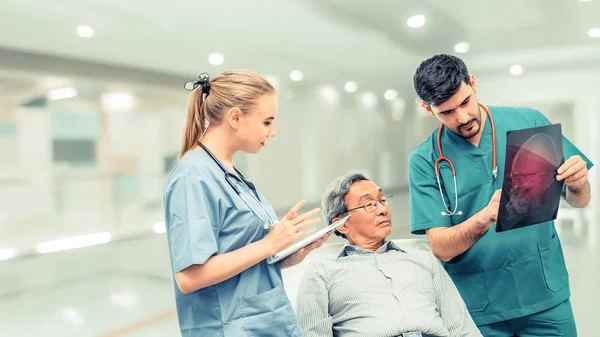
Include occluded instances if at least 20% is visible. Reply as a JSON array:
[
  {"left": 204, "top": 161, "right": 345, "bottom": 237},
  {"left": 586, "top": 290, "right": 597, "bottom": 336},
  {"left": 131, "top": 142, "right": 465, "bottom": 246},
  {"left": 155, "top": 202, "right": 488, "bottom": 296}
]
[{"left": 0, "top": 0, "right": 599, "bottom": 97}]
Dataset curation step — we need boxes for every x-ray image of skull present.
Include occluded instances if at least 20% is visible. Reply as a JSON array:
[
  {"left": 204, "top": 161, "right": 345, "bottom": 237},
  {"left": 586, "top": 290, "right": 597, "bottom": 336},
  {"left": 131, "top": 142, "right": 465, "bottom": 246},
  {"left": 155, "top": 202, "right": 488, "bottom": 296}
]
[
  {"left": 497, "top": 124, "right": 564, "bottom": 232},
  {"left": 505, "top": 133, "right": 562, "bottom": 222}
]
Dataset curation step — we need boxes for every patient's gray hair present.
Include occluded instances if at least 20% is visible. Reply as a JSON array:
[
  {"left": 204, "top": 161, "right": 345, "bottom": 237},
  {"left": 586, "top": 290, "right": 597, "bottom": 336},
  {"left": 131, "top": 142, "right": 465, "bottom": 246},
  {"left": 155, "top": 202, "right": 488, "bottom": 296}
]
[{"left": 321, "top": 172, "right": 369, "bottom": 239}]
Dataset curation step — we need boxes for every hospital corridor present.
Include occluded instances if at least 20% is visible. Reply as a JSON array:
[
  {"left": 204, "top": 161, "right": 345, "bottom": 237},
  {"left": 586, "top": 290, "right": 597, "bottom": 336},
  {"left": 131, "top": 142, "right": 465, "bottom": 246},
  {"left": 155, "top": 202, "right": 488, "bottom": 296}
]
[{"left": 1, "top": 1, "right": 599, "bottom": 336}]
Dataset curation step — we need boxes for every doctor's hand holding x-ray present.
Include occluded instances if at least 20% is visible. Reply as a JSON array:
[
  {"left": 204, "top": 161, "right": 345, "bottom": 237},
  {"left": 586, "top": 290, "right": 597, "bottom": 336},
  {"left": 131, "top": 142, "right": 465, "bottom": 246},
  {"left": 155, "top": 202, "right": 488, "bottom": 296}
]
[{"left": 557, "top": 155, "right": 591, "bottom": 207}]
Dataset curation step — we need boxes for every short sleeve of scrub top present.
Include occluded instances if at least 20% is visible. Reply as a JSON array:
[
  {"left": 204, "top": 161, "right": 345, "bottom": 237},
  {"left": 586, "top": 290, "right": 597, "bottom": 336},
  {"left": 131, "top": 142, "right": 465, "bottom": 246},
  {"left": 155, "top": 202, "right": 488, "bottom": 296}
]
[
  {"left": 528, "top": 108, "right": 594, "bottom": 180},
  {"left": 409, "top": 148, "right": 453, "bottom": 234},
  {"left": 164, "top": 173, "right": 219, "bottom": 274}
]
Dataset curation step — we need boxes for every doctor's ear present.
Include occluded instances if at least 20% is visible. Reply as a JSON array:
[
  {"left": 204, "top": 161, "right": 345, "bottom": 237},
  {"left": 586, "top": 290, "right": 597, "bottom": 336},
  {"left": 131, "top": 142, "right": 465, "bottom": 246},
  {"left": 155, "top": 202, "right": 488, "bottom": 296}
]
[
  {"left": 469, "top": 74, "right": 478, "bottom": 94},
  {"left": 421, "top": 102, "right": 435, "bottom": 117},
  {"left": 227, "top": 107, "right": 243, "bottom": 129}
]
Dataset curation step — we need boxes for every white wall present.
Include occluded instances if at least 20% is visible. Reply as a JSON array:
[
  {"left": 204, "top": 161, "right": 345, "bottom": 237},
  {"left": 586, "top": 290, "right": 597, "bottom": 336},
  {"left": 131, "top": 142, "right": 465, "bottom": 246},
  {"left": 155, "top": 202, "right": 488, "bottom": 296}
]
[
  {"left": 1, "top": 78, "right": 439, "bottom": 254},
  {"left": 2, "top": 65, "right": 599, "bottom": 261}
]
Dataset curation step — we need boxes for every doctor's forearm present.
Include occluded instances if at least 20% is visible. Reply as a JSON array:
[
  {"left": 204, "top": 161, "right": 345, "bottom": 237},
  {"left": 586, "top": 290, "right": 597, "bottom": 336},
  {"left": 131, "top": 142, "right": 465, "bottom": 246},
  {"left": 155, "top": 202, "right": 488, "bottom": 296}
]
[
  {"left": 565, "top": 180, "right": 591, "bottom": 208},
  {"left": 175, "top": 239, "right": 273, "bottom": 294},
  {"left": 427, "top": 212, "right": 490, "bottom": 262}
]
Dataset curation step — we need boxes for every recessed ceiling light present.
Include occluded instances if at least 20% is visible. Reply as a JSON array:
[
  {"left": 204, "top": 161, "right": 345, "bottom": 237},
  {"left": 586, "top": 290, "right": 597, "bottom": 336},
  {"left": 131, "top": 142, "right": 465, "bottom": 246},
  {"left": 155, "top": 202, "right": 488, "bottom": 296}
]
[
  {"left": 76, "top": 25, "right": 94, "bottom": 38},
  {"left": 406, "top": 14, "right": 426, "bottom": 29},
  {"left": 384, "top": 89, "right": 398, "bottom": 101},
  {"left": 344, "top": 81, "right": 358, "bottom": 93},
  {"left": 289, "top": 70, "right": 304, "bottom": 82},
  {"left": 320, "top": 85, "right": 339, "bottom": 104},
  {"left": 454, "top": 42, "right": 470, "bottom": 53},
  {"left": 362, "top": 92, "right": 377, "bottom": 108},
  {"left": 509, "top": 64, "right": 524, "bottom": 75},
  {"left": 208, "top": 53, "right": 224, "bottom": 65},
  {"left": 47, "top": 87, "right": 77, "bottom": 100},
  {"left": 588, "top": 28, "right": 600, "bottom": 38}
]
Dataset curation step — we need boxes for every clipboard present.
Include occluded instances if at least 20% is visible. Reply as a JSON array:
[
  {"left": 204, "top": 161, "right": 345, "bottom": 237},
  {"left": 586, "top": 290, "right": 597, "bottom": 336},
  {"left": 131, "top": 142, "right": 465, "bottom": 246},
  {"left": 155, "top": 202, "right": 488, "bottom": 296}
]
[{"left": 267, "top": 214, "right": 351, "bottom": 264}]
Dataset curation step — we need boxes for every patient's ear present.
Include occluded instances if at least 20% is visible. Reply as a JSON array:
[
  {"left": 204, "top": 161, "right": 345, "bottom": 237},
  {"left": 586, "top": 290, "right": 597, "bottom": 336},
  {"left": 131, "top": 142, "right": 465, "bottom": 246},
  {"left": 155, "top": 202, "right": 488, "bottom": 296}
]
[
  {"left": 331, "top": 216, "right": 349, "bottom": 235},
  {"left": 336, "top": 223, "right": 349, "bottom": 235}
]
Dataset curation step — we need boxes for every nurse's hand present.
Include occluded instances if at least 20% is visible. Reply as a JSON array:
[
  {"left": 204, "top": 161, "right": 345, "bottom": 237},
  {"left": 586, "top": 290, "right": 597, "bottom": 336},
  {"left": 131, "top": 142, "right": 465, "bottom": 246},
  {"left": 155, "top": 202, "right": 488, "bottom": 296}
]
[
  {"left": 263, "top": 200, "right": 321, "bottom": 256},
  {"left": 557, "top": 155, "right": 588, "bottom": 192},
  {"left": 279, "top": 232, "right": 332, "bottom": 269}
]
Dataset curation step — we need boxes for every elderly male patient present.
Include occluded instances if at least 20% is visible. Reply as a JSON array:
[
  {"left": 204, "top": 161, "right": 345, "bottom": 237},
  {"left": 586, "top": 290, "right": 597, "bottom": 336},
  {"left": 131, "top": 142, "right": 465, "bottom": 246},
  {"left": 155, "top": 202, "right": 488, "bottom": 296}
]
[{"left": 296, "top": 173, "right": 481, "bottom": 337}]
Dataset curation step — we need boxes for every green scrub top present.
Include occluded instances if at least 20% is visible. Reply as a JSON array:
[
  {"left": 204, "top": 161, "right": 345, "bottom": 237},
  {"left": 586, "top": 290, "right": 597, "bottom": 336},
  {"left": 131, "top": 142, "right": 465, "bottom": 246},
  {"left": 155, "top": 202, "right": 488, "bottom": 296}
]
[{"left": 408, "top": 105, "right": 593, "bottom": 326}]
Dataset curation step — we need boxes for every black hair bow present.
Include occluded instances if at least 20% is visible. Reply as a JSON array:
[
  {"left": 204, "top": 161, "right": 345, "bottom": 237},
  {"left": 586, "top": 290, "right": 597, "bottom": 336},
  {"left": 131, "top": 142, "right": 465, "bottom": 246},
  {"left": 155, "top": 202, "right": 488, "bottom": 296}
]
[{"left": 184, "top": 72, "right": 210, "bottom": 94}]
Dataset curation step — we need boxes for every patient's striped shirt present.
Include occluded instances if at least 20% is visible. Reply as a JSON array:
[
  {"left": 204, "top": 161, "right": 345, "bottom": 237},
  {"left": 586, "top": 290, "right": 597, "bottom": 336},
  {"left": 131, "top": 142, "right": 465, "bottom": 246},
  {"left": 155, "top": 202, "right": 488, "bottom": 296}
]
[{"left": 295, "top": 241, "right": 482, "bottom": 337}]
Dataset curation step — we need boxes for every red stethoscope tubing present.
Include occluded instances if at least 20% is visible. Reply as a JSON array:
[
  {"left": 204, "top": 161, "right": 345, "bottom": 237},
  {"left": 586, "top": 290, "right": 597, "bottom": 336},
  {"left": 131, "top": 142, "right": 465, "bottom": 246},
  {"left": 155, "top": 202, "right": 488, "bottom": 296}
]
[{"left": 434, "top": 103, "right": 497, "bottom": 216}]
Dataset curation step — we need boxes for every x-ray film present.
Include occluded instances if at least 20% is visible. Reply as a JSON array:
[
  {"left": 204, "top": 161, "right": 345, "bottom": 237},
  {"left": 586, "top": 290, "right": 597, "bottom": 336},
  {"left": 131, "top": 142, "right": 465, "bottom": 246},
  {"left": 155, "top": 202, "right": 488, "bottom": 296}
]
[{"left": 497, "top": 124, "right": 564, "bottom": 232}]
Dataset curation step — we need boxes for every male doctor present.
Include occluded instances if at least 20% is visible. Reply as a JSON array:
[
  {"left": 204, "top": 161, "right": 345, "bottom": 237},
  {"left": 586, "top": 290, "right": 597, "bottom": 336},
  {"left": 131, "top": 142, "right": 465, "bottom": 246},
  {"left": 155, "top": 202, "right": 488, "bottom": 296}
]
[{"left": 408, "top": 54, "right": 592, "bottom": 336}]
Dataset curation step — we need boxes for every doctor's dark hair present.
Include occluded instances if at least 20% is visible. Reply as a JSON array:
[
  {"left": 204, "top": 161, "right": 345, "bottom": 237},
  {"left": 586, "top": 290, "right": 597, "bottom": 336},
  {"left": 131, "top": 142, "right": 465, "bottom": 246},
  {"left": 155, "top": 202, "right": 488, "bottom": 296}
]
[
  {"left": 321, "top": 172, "right": 369, "bottom": 239},
  {"left": 413, "top": 54, "right": 471, "bottom": 107},
  {"left": 179, "top": 70, "right": 276, "bottom": 160}
]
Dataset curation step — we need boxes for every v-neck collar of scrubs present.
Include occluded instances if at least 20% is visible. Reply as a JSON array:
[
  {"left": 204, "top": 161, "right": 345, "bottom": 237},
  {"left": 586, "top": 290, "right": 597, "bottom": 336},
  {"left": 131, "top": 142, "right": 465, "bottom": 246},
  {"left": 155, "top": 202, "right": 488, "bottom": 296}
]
[
  {"left": 444, "top": 107, "right": 493, "bottom": 158},
  {"left": 195, "top": 148, "right": 262, "bottom": 200}
]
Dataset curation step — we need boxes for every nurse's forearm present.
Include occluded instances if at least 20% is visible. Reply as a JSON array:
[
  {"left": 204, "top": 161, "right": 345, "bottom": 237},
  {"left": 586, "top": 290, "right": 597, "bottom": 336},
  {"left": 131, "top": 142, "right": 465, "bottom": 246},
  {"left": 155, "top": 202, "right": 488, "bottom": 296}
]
[
  {"left": 426, "top": 211, "right": 490, "bottom": 262},
  {"left": 565, "top": 180, "right": 591, "bottom": 208},
  {"left": 175, "top": 239, "right": 272, "bottom": 294}
]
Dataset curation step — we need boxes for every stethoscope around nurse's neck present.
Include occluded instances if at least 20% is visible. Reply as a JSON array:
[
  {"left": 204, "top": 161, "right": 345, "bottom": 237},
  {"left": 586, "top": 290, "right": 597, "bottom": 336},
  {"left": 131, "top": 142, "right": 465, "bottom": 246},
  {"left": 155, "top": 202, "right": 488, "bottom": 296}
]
[
  {"left": 435, "top": 103, "right": 498, "bottom": 217},
  {"left": 198, "top": 142, "right": 278, "bottom": 229}
]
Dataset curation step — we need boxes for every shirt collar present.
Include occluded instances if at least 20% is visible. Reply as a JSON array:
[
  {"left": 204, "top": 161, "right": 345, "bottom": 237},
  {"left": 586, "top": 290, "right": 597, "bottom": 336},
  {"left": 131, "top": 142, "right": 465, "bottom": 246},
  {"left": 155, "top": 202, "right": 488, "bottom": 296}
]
[{"left": 337, "top": 240, "right": 404, "bottom": 258}]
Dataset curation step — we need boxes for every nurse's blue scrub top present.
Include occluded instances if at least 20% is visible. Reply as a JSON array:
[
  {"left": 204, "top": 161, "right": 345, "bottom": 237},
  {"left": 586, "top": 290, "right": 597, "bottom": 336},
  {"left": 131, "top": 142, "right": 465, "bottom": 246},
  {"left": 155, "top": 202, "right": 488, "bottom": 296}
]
[
  {"left": 163, "top": 149, "right": 303, "bottom": 337},
  {"left": 408, "top": 106, "right": 593, "bottom": 326}
]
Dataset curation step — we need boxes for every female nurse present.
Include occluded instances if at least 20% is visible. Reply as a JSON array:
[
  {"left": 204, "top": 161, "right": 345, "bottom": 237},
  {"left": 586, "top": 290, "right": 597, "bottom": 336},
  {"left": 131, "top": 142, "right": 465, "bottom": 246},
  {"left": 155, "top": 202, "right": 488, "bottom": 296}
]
[{"left": 163, "top": 70, "right": 327, "bottom": 337}]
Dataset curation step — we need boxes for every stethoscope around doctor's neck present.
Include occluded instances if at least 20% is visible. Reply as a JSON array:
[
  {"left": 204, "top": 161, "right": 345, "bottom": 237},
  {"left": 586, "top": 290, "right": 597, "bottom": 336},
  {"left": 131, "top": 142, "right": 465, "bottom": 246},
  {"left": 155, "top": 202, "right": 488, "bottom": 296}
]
[
  {"left": 435, "top": 103, "right": 498, "bottom": 217},
  {"left": 198, "top": 142, "right": 278, "bottom": 230}
]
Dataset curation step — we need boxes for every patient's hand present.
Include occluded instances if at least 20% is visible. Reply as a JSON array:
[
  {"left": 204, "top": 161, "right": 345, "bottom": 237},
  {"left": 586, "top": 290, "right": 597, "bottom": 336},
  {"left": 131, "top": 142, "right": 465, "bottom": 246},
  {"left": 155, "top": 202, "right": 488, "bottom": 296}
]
[{"left": 279, "top": 232, "right": 332, "bottom": 269}]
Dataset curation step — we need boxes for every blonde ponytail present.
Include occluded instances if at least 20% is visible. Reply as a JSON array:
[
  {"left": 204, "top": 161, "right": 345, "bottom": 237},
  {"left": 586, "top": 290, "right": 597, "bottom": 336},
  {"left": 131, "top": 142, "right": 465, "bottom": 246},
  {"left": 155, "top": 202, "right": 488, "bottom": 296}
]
[{"left": 179, "top": 88, "right": 206, "bottom": 159}]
